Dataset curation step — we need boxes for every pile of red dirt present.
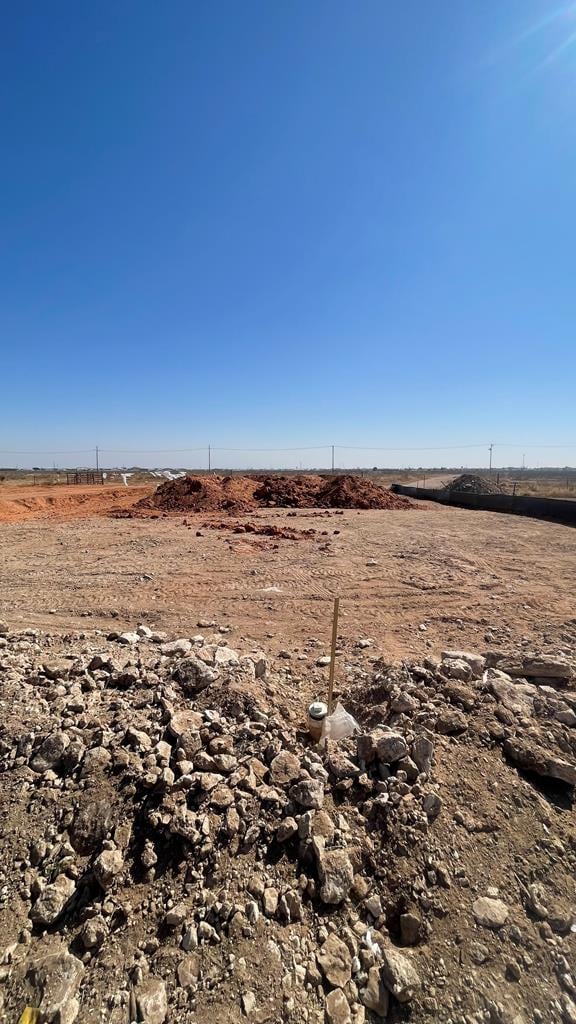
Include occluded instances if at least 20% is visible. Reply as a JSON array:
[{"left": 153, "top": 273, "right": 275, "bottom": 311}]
[
  {"left": 137, "top": 473, "right": 415, "bottom": 513},
  {"left": 315, "top": 474, "right": 412, "bottom": 509},
  {"left": 204, "top": 521, "right": 318, "bottom": 540}
]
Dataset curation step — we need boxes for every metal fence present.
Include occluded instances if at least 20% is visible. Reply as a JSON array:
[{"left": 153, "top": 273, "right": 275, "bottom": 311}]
[{"left": 391, "top": 484, "right": 576, "bottom": 526}]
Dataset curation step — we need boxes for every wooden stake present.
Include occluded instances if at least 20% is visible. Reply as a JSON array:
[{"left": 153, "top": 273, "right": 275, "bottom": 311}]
[{"left": 327, "top": 597, "right": 340, "bottom": 714}]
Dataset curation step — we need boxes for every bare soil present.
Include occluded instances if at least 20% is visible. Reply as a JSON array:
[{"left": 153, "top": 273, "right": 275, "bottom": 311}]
[
  {"left": 136, "top": 474, "right": 415, "bottom": 513},
  {"left": 0, "top": 483, "right": 152, "bottom": 523},
  {"left": 0, "top": 499, "right": 574, "bottom": 661}
]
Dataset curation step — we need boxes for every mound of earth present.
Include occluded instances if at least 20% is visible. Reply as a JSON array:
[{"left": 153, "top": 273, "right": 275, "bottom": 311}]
[
  {"left": 445, "top": 473, "right": 504, "bottom": 495},
  {"left": 0, "top": 624, "right": 575, "bottom": 1023},
  {"left": 137, "top": 474, "right": 258, "bottom": 513},
  {"left": 138, "top": 474, "right": 415, "bottom": 513}
]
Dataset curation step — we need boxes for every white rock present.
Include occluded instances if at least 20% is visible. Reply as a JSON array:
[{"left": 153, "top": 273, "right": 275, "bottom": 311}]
[
  {"left": 214, "top": 645, "right": 240, "bottom": 666},
  {"left": 472, "top": 897, "right": 509, "bottom": 929},
  {"left": 30, "top": 875, "right": 76, "bottom": 926},
  {"left": 161, "top": 639, "right": 192, "bottom": 657},
  {"left": 380, "top": 947, "right": 421, "bottom": 1003},
  {"left": 136, "top": 977, "right": 168, "bottom": 1024},
  {"left": 27, "top": 947, "right": 84, "bottom": 1024},
  {"left": 118, "top": 632, "right": 140, "bottom": 646},
  {"left": 325, "top": 988, "right": 352, "bottom": 1023}
]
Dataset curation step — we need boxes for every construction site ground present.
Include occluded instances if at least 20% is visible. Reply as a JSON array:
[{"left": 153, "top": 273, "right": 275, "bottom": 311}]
[
  {"left": 0, "top": 485, "right": 574, "bottom": 660},
  {"left": 1, "top": 481, "right": 576, "bottom": 1024}
]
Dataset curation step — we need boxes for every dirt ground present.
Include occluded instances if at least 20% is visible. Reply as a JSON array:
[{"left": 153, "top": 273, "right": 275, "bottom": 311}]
[
  {"left": 1, "top": 484, "right": 575, "bottom": 1024},
  {"left": 0, "top": 484, "right": 574, "bottom": 660},
  {"left": 0, "top": 483, "right": 152, "bottom": 522}
]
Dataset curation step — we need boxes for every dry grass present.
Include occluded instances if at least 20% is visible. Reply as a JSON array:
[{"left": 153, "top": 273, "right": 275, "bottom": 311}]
[
  {"left": 2, "top": 467, "right": 575, "bottom": 499},
  {"left": 500, "top": 476, "right": 576, "bottom": 499}
]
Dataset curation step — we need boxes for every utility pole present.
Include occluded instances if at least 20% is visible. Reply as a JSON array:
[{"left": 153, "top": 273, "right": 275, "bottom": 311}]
[
  {"left": 331, "top": 445, "right": 335, "bottom": 473},
  {"left": 489, "top": 443, "right": 493, "bottom": 476},
  {"left": 522, "top": 453, "right": 525, "bottom": 471},
  {"left": 208, "top": 444, "right": 211, "bottom": 473},
  {"left": 95, "top": 446, "right": 99, "bottom": 472}
]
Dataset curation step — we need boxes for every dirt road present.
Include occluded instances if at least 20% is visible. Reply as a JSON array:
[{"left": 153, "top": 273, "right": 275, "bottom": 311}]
[{"left": 0, "top": 503, "right": 574, "bottom": 660}]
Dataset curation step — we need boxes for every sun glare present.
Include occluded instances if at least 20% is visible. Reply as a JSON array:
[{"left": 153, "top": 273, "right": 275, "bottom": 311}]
[{"left": 516, "top": 2, "right": 576, "bottom": 67}]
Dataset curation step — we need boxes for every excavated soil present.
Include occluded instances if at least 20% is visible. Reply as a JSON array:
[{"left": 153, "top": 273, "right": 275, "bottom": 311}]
[
  {"left": 137, "top": 475, "right": 415, "bottom": 514},
  {"left": 201, "top": 521, "right": 319, "bottom": 540},
  {"left": 0, "top": 626, "right": 575, "bottom": 1024},
  {"left": 0, "top": 484, "right": 153, "bottom": 523}
]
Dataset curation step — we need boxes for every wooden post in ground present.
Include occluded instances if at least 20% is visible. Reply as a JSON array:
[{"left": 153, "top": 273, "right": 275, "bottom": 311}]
[{"left": 327, "top": 597, "right": 340, "bottom": 714}]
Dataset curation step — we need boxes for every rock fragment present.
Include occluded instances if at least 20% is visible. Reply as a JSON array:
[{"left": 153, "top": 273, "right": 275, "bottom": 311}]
[
  {"left": 472, "top": 896, "right": 509, "bottom": 929},
  {"left": 136, "top": 977, "right": 168, "bottom": 1024},
  {"left": 380, "top": 947, "right": 421, "bottom": 1003},
  {"left": 27, "top": 947, "right": 84, "bottom": 1024},
  {"left": 317, "top": 933, "right": 353, "bottom": 988},
  {"left": 30, "top": 875, "right": 76, "bottom": 926},
  {"left": 325, "top": 988, "right": 351, "bottom": 1024},
  {"left": 173, "top": 655, "right": 219, "bottom": 693}
]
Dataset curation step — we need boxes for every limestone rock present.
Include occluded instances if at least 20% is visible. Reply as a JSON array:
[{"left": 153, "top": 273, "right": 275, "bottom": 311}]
[
  {"left": 42, "top": 659, "right": 75, "bottom": 680},
  {"left": 118, "top": 631, "right": 140, "bottom": 645},
  {"left": 325, "top": 988, "right": 352, "bottom": 1024},
  {"left": 440, "top": 657, "right": 473, "bottom": 681},
  {"left": 173, "top": 655, "right": 219, "bottom": 693},
  {"left": 422, "top": 790, "right": 443, "bottom": 819},
  {"left": 161, "top": 638, "right": 192, "bottom": 657},
  {"left": 380, "top": 946, "right": 421, "bottom": 1003},
  {"left": 504, "top": 737, "right": 576, "bottom": 787},
  {"left": 276, "top": 816, "right": 298, "bottom": 841},
  {"left": 290, "top": 777, "right": 324, "bottom": 809},
  {"left": 177, "top": 954, "right": 199, "bottom": 989},
  {"left": 213, "top": 645, "right": 240, "bottom": 666},
  {"left": 435, "top": 707, "right": 468, "bottom": 734},
  {"left": 80, "top": 914, "right": 107, "bottom": 950},
  {"left": 242, "top": 991, "right": 257, "bottom": 1015},
  {"left": 27, "top": 947, "right": 84, "bottom": 1024},
  {"left": 489, "top": 675, "right": 536, "bottom": 717},
  {"left": 30, "top": 731, "right": 70, "bottom": 772},
  {"left": 400, "top": 912, "right": 422, "bottom": 946},
  {"left": 411, "top": 735, "right": 434, "bottom": 774},
  {"left": 361, "top": 964, "right": 389, "bottom": 1017},
  {"left": 472, "top": 897, "right": 509, "bottom": 929},
  {"left": 263, "top": 887, "right": 279, "bottom": 917},
  {"left": 93, "top": 847, "right": 124, "bottom": 889},
  {"left": 168, "top": 709, "right": 203, "bottom": 738},
  {"left": 493, "top": 655, "right": 574, "bottom": 682},
  {"left": 30, "top": 874, "right": 76, "bottom": 926},
  {"left": 317, "top": 933, "right": 353, "bottom": 988},
  {"left": 326, "top": 749, "right": 360, "bottom": 781},
  {"left": 315, "top": 841, "right": 354, "bottom": 904},
  {"left": 376, "top": 731, "right": 408, "bottom": 764},
  {"left": 270, "top": 750, "right": 301, "bottom": 786},
  {"left": 441, "top": 650, "right": 485, "bottom": 677},
  {"left": 136, "top": 977, "right": 168, "bottom": 1024}
]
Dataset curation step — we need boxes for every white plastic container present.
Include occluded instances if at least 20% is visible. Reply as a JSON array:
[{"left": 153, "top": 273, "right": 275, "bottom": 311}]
[{"left": 307, "top": 701, "right": 328, "bottom": 742}]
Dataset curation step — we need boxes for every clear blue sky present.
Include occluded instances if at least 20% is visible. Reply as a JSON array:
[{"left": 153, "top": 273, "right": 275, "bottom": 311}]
[{"left": 1, "top": 0, "right": 575, "bottom": 469}]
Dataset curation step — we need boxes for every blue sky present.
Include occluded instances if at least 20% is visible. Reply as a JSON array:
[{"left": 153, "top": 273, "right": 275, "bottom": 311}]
[{"left": 1, "top": 0, "right": 575, "bottom": 469}]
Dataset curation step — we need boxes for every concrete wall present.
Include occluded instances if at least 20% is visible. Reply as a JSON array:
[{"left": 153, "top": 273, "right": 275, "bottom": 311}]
[{"left": 391, "top": 485, "right": 576, "bottom": 526}]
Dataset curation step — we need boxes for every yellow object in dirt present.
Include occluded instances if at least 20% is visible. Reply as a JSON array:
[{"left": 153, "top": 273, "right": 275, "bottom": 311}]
[{"left": 18, "top": 1009, "right": 40, "bottom": 1024}]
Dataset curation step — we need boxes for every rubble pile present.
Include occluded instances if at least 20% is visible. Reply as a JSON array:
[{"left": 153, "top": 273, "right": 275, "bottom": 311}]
[
  {"left": 0, "top": 622, "right": 575, "bottom": 1023},
  {"left": 445, "top": 475, "right": 505, "bottom": 496},
  {"left": 136, "top": 474, "right": 415, "bottom": 514}
]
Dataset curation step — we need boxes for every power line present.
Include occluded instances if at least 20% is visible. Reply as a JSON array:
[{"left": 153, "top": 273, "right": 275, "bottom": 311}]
[{"left": 1, "top": 441, "right": 576, "bottom": 456}]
